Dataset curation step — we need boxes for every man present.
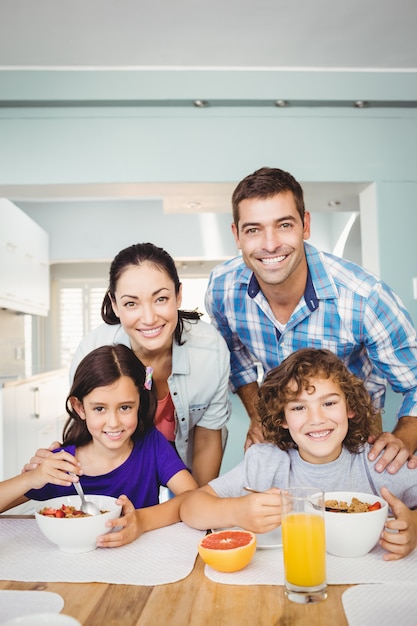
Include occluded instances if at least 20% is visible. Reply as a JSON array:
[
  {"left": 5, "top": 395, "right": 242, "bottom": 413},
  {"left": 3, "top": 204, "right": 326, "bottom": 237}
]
[{"left": 205, "top": 166, "right": 417, "bottom": 474}]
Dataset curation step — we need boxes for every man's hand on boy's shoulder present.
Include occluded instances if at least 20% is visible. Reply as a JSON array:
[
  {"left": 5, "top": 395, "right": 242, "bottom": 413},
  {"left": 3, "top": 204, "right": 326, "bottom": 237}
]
[
  {"left": 368, "top": 430, "right": 417, "bottom": 474},
  {"left": 244, "top": 421, "right": 266, "bottom": 451}
]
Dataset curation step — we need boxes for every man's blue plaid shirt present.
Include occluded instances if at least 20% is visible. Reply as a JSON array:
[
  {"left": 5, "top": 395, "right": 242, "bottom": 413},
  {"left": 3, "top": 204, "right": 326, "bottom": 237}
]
[{"left": 205, "top": 242, "right": 417, "bottom": 419}]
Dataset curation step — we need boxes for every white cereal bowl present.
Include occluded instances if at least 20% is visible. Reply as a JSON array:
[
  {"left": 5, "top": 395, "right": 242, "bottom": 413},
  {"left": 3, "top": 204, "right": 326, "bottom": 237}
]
[
  {"left": 34, "top": 494, "right": 122, "bottom": 553},
  {"left": 324, "top": 491, "right": 388, "bottom": 558}
]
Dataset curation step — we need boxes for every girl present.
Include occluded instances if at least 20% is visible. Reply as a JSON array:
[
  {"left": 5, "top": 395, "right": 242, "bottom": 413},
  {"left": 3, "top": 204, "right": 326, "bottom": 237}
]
[{"left": 2, "top": 344, "right": 197, "bottom": 547}]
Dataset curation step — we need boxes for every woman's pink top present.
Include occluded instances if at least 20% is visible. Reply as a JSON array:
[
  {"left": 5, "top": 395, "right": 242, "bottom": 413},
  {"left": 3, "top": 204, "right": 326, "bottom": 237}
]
[{"left": 154, "top": 393, "right": 176, "bottom": 441}]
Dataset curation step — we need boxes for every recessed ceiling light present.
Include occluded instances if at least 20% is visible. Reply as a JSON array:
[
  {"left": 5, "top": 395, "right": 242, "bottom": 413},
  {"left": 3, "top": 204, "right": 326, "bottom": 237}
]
[
  {"left": 193, "top": 100, "right": 209, "bottom": 108},
  {"left": 186, "top": 202, "right": 202, "bottom": 210}
]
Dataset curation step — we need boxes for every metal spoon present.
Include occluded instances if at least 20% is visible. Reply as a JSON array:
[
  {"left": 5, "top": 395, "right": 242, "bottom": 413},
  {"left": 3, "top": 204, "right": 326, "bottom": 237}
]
[
  {"left": 244, "top": 487, "right": 340, "bottom": 511},
  {"left": 244, "top": 486, "right": 279, "bottom": 495},
  {"left": 69, "top": 474, "right": 101, "bottom": 516},
  {"left": 244, "top": 486, "right": 261, "bottom": 494}
]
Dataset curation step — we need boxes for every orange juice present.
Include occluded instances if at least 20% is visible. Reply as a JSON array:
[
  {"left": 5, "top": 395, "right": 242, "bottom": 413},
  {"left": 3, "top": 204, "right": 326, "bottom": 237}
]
[{"left": 282, "top": 512, "right": 326, "bottom": 587}]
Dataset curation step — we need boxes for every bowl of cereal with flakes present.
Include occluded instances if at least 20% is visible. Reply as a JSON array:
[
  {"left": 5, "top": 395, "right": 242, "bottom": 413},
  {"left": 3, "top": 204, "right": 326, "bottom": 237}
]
[
  {"left": 324, "top": 491, "right": 388, "bottom": 557},
  {"left": 34, "top": 495, "right": 122, "bottom": 553}
]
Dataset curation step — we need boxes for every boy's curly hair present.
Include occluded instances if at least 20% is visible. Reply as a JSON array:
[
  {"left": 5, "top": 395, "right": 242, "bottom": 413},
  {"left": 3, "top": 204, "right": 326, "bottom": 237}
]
[{"left": 257, "top": 348, "right": 376, "bottom": 453}]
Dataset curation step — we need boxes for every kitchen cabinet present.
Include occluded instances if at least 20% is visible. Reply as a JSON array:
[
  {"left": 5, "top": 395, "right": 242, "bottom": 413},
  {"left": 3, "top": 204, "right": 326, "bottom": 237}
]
[
  {"left": 0, "top": 370, "right": 69, "bottom": 480},
  {"left": 0, "top": 198, "right": 50, "bottom": 316}
]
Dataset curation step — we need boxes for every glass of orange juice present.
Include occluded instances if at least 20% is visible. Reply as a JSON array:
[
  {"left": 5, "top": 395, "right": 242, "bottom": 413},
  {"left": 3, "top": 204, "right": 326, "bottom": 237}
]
[{"left": 281, "top": 487, "right": 327, "bottom": 604}]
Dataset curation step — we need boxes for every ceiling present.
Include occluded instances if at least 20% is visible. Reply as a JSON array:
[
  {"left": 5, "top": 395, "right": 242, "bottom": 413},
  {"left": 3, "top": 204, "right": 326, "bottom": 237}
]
[
  {"left": 0, "top": 0, "right": 415, "bottom": 214},
  {"left": 1, "top": 0, "right": 417, "bottom": 69}
]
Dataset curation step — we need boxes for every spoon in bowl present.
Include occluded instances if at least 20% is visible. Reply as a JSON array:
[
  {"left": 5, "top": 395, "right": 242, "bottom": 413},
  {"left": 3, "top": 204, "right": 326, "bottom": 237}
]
[
  {"left": 69, "top": 474, "right": 101, "bottom": 516},
  {"left": 244, "top": 487, "right": 344, "bottom": 511}
]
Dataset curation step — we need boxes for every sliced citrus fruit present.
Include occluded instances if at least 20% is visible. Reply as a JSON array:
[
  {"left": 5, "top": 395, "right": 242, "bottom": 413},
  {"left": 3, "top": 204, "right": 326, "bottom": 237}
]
[{"left": 198, "top": 529, "right": 256, "bottom": 572}]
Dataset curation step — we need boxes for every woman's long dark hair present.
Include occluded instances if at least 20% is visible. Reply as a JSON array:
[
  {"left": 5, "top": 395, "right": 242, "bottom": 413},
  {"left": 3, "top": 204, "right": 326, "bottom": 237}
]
[
  {"left": 62, "top": 344, "right": 157, "bottom": 447},
  {"left": 101, "top": 242, "right": 201, "bottom": 345}
]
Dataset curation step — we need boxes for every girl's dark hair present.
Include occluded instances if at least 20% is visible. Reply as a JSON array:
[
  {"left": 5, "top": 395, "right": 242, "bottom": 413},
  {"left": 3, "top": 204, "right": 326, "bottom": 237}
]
[
  {"left": 232, "top": 166, "right": 305, "bottom": 229},
  {"left": 101, "top": 242, "right": 201, "bottom": 345},
  {"left": 62, "top": 344, "right": 157, "bottom": 447},
  {"left": 257, "top": 348, "right": 376, "bottom": 454}
]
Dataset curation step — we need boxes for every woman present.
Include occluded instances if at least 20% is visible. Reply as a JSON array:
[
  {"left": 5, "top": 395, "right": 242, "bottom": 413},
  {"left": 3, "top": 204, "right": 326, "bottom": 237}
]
[{"left": 66, "top": 242, "right": 231, "bottom": 485}]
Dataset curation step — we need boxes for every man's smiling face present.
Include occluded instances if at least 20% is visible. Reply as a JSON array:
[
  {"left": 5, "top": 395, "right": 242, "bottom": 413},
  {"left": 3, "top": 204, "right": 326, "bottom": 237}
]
[{"left": 232, "top": 191, "right": 310, "bottom": 291}]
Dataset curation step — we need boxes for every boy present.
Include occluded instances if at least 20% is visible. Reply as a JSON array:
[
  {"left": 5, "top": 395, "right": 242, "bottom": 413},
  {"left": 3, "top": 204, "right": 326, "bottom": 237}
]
[{"left": 180, "top": 349, "right": 417, "bottom": 561}]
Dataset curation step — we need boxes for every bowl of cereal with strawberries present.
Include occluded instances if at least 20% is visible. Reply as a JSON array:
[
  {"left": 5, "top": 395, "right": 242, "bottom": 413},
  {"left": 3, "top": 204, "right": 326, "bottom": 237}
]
[
  {"left": 324, "top": 491, "right": 388, "bottom": 557},
  {"left": 34, "top": 494, "right": 122, "bottom": 553}
]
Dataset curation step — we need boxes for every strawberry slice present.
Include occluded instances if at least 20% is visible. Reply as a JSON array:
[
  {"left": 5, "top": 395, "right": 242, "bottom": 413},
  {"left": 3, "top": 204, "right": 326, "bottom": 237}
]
[
  {"left": 368, "top": 501, "right": 382, "bottom": 511},
  {"left": 40, "top": 507, "right": 58, "bottom": 516}
]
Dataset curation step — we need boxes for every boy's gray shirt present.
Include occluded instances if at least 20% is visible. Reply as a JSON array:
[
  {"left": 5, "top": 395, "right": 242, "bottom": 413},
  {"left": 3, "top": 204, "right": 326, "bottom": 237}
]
[{"left": 210, "top": 443, "right": 417, "bottom": 510}]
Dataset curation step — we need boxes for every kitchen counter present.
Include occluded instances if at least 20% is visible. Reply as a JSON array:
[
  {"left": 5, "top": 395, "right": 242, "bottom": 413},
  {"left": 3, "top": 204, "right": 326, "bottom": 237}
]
[{"left": 0, "top": 369, "right": 69, "bottom": 388}]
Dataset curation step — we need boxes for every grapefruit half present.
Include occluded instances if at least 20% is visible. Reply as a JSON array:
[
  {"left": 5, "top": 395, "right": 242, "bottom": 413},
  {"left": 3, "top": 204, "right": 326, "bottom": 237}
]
[{"left": 198, "top": 529, "right": 256, "bottom": 572}]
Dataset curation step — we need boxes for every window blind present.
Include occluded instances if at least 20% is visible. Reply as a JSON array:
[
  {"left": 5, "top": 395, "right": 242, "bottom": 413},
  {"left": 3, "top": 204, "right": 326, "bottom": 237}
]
[{"left": 58, "top": 283, "right": 107, "bottom": 368}]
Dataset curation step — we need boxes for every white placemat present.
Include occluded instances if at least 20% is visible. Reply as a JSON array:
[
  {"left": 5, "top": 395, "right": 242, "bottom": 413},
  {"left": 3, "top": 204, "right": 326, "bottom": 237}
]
[
  {"left": 203, "top": 543, "right": 417, "bottom": 585},
  {"left": 0, "top": 519, "right": 204, "bottom": 586},
  {"left": 0, "top": 591, "right": 64, "bottom": 623},
  {"left": 342, "top": 583, "right": 417, "bottom": 626}
]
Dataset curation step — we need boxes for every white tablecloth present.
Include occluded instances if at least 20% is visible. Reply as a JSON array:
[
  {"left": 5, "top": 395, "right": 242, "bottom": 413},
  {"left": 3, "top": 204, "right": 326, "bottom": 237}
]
[
  {"left": 342, "top": 583, "right": 417, "bottom": 626},
  {"left": 0, "top": 518, "right": 204, "bottom": 586},
  {"left": 203, "top": 542, "right": 417, "bottom": 585},
  {"left": 0, "top": 591, "right": 64, "bottom": 623}
]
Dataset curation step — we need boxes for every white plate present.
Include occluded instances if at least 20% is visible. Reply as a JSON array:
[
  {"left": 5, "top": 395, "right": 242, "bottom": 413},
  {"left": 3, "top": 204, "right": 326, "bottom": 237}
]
[
  {"left": 256, "top": 526, "right": 282, "bottom": 549},
  {"left": 0, "top": 614, "right": 81, "bottom": 626}
]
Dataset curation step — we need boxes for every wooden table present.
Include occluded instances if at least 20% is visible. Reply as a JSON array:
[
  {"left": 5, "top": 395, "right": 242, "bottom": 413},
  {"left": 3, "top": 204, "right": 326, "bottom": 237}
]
[{"left": 0, "top": 557, "right": 351, "bottom": 625}]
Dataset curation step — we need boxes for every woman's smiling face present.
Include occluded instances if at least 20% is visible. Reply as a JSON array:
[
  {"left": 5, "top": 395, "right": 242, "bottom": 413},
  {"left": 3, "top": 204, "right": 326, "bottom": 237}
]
[
  {"left": 110, "top": 261, "right": 182, "bottom": 356},
  {"left": 282, "top": 376, "right": 355, "bottom": 464}
]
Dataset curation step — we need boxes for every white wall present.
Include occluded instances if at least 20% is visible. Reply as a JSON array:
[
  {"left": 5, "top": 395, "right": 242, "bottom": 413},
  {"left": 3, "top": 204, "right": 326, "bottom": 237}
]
[
  {"left": 2, "top": 105, "right": 416, "bottom": 323},
  {"left": 18, "top": 199, "right": 237, "bottom": 263}
]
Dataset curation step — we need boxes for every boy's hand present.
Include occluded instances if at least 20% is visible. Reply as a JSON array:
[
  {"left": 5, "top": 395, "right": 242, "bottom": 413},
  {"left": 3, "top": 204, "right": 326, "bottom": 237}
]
[
  {"left": 379, "top": 486, "right": 417, "bottom": 560},
  {"left": 236, "top": 488, "right": 282, "bottom": 534}
]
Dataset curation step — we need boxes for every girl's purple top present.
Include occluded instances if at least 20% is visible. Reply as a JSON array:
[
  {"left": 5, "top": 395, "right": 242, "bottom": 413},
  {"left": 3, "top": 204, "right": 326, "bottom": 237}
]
[{"left": 25, "top": 427, "right": 189, "bottom": 508}]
